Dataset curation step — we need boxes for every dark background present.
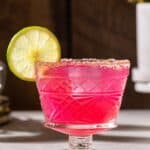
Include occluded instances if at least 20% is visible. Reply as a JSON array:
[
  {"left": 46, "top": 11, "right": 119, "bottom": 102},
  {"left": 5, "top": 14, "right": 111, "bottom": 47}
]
[{"left": 0, "top": 0, "right": 148, "bottom": 110}]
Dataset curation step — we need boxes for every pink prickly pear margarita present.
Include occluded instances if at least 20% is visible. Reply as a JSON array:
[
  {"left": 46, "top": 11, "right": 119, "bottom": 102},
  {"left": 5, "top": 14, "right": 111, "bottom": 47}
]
[{"left": 35, "top": 59, "right": 130, "bottom": 136}]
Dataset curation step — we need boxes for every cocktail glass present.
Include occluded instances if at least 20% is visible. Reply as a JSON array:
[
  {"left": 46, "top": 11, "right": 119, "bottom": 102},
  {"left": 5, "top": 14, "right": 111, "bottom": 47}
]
[{"left": 35, "top": 58, "right": 130, "bottom": 150}]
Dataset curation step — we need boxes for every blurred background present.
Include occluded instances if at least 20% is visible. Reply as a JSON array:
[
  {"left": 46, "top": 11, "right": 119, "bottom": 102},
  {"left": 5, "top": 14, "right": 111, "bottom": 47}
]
[{"left": 0, "top": 0, "right": 147, "bottom": 110}]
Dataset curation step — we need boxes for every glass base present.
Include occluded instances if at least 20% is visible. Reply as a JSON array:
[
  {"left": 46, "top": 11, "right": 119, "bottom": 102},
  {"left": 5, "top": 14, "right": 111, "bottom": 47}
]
[
  {"left": 69, "top": 135, "right": 93, "bottom": 150},
  {"left": 45, "top": 122, "right": 117, "bottom": 136}
]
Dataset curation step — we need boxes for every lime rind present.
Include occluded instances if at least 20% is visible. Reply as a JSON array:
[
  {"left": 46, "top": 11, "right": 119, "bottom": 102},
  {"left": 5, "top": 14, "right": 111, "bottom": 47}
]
[{"left": 7, "top": 26, "right": 61, "bottom": 81}]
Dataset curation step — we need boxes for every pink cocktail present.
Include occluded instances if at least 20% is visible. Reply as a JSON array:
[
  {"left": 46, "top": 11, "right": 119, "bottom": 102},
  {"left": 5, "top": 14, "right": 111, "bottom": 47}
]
[{"left": 35, "top": 58, "right": 130, "bottom": 150}]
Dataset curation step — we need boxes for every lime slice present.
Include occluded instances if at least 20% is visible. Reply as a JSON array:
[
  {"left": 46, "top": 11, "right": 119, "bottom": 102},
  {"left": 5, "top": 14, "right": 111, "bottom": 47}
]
[{"left": 7, "top": 26, "right": 61, "bottom": 81}]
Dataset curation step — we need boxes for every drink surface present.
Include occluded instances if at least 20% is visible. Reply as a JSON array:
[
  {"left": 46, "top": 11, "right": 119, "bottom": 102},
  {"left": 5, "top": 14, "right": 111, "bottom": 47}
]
[{"left": 36, "top": 59, "right": 130, "bottom": 135}]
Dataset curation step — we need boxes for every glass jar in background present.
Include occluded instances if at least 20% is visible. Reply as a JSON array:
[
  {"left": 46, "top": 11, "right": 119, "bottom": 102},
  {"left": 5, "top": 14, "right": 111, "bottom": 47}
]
[
  {"left": 0, "top": 61, "right": 6, "bottom": 93},
  {"left": 0, "top": 61, "right": 10, "bottom": 125}
]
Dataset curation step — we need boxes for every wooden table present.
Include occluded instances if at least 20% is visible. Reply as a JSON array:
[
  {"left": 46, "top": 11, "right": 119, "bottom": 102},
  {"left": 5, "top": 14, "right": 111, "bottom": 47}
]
[{"left": 0, "top": 111, "right": 150, "bottom": 150}]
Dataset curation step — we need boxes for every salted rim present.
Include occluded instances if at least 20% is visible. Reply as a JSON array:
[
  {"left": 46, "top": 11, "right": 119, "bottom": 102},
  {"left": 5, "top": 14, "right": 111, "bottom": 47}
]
[{"left": 36, "top": 58, "right": 130, "bottom": 68}]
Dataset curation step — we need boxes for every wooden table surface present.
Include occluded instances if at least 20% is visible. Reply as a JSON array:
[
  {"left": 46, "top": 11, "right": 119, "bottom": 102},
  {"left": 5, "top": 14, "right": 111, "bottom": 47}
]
[{"left": 0, "top": 110, "right": 150, "bottom": 150}]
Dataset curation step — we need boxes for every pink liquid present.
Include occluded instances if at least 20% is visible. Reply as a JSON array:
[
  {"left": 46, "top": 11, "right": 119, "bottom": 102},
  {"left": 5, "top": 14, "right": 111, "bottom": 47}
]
[{"left": 36, "top": 59, "right": 129, "bottom": 135}]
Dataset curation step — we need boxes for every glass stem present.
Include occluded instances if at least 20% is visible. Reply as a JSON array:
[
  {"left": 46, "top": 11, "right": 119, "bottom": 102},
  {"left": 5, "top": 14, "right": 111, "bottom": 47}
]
[{"left": 69, "top": 135, "right": 93, "bottom": 150}]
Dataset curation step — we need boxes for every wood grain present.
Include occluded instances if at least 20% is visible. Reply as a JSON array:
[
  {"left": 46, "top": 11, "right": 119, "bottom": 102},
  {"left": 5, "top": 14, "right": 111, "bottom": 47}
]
[
  {"left": 71, "top": 0, "right": 150, "bottom": 108},
  {"left": 0, "top": 0, "right": 69, "bottom": 109},
  {"left": 1, "top": 0, "right": 150, "bottom": 109}
]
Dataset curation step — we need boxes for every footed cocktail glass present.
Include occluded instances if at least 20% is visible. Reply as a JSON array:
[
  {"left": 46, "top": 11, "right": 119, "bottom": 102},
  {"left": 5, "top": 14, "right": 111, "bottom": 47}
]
[{"left": 35, "top": 58, "right": 130, "bottom": 150}]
